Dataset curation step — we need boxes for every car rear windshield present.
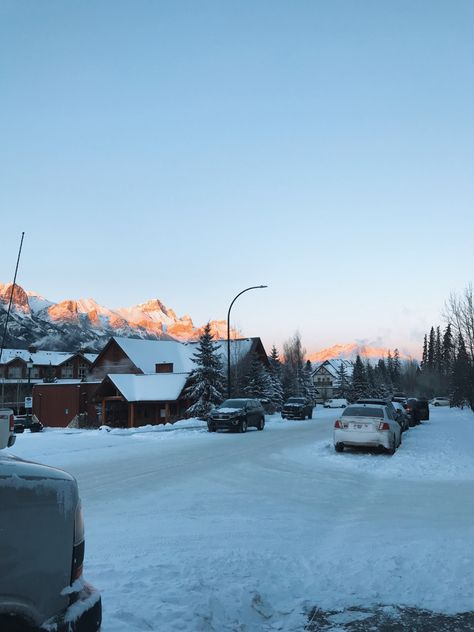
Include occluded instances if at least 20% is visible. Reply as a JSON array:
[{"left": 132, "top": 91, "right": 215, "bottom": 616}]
[
  {"left": 219, "top": 400, "right": 246, "bottom": 409},
  {"left": 287, "top": 398, "right": 305, "bottom": 404},
  {"left": 342, "top": 406, "right": 385, "bottom": 418}
]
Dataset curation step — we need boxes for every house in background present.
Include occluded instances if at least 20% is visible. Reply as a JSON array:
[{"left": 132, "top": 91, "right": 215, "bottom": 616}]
[
  {"left": 0, "top": 347, "right": 97, "bottom": 412},
  {"left": 89, "top": 336, "right": 268, "bottom": 428},
  {"left": 311, "top": 359, "right": 353, "bottom": 402}
]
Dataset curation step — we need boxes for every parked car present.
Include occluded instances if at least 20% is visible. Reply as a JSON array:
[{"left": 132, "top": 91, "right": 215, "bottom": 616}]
[
  {"left": 334, "top": 403, "right": 401, "bottom": 454},
  {"left": 13, "top": 414, "right": 43, "bottom": 433},
  {"left": 406, "top": 398, "right": 430, "bottom": 424},
  {"left": 281, "top": 397, "right": 313, "bottom": 420},
  {"left": 323, "top": 398, "right": 348, "bottom": 408},
  {"left": 0, "top": 408, "right": 16, "bottom": 448},
  {"left": 0, "top": 418, "right": 102, "bottom": 631},
  {"left": 430, "top": 397, "right": 450, "bottom": 407},
  {"left": 392, "top": 401, "right": 410, "bottom": 432},
  {"left": 356, "top": 398, "right": 398, "bottom": 419},
  {"left": 208, "top": 398, "right": 265, "bottom": 432}
]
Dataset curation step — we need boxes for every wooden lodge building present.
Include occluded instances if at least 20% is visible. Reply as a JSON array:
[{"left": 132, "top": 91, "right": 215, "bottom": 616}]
[
  {"left": 31, "top": 336, "right": 268, "bottom": 428},
  {"left": 0, "top": 347, "right": 97, "bottom": 414}
]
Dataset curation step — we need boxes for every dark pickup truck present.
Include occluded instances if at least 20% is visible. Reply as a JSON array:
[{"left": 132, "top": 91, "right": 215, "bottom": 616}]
[{"left": 281, "top": 397, "right": 313, "bottom": 420}]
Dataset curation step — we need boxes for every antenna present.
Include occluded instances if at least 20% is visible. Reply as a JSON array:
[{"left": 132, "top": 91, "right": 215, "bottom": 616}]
[{"left": 0, "top": 233, "right": 25, "bottom": 399}]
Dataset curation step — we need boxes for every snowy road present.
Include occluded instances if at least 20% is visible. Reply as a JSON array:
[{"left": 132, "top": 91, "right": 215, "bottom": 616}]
[{"left": 12, "top": 407, "right": 474, "bottom": 631}]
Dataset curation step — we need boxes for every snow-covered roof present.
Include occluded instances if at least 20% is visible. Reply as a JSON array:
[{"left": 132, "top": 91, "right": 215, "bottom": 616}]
[
  {"left": 0, "top": 348, "right": 97, "bottom": 366},
  {"left": 112, "top": 336, "right": 257, "bottom": 374},
  {"left": 112, "top": 337, "right": 196, "bottom": 374},
  {"left": 107, "top": 373, "right": 187, "bottom": 402},
  {"left": 313, "top": 358, "right": 354, "bottom": 378}
]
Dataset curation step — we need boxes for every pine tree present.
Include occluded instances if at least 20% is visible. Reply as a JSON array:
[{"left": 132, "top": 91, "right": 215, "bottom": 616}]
[
  {"left": 450, "top": 334, "right": 472, "bottom": 409},
  {"left": 434, "top": 327, "right": 442, "bottom": 375},
  {"left": 421, "top": 334, "right": 428, "bottom": 370},
  {"left": 335, "top": 362, "right": 351, "bottom": 399},
  {"left": 392, "top": 349, "right": 401, "bottom": 390},
  {"left": 268, "top": 345, "right": 284, "bottom": 411},
  {"left": 365, "top": 361, "right": 376, "bottom": 396},
  {"left": 184, "top": 323, "right": 226, "bottom": 419},
  {"left": 427, "top": 327, "right": 435, "bottom": 370},
  {"left": 302, "top": 360, "right": 316, "bottom": 403},
  {"left": 243, "top": 353, "right": 273, "bottom": 400},
  {"left": 349, "top": 355, "right": 369, "bottom": 401},
  {"left": 442, "top": 324, "right": 454, "bottom": 379}
]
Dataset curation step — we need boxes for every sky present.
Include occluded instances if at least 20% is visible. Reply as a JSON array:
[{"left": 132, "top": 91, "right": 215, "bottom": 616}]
[{"left": 1, "top": 0, "right": 473, "bottom": 358}]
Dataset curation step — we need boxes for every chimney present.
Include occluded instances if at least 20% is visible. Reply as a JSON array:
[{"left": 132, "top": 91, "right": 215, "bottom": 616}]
[{"left": 28, "top": 345, "right": 37, "bottom": 354}]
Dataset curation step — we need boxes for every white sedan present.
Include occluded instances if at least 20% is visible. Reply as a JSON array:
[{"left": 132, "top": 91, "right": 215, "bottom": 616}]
[
  {"left": 430, "top": 397, "right": 450, "bottom": 406},
  {"left": 334, "top": 403, "right": 401, "bottom": 454}
]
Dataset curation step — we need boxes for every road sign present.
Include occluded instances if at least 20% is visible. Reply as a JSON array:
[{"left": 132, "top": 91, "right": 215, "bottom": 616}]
[{"left": 25, "top": 397, "right": 33, "bottom": 409}]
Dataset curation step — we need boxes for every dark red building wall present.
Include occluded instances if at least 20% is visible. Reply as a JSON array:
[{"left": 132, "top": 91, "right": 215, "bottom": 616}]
[{"left": 32, "top": 383, "right": 99, "bottom": 427}]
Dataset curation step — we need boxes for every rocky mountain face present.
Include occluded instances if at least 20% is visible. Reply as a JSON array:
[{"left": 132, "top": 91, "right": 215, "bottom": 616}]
[{"left": 0, "top": 283, "right": 233, "bottom": 351}]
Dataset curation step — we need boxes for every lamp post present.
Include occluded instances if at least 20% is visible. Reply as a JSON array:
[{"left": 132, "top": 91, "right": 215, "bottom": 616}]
[
  {"left": 26, "top": 357, "right": 33, "bottom": 422},
  {"left": 227, "top": 285, "right": 268, "bottom": 399}
]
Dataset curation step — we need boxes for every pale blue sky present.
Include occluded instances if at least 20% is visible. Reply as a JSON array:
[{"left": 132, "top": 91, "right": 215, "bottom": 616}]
[{"left": 1, "top": 1, "right": 473, "bottom": 357}]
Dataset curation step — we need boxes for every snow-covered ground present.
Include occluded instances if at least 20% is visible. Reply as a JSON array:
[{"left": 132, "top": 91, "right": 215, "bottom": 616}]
[{"left": 11, "top": 407, "right": 474, "bottom": 631}]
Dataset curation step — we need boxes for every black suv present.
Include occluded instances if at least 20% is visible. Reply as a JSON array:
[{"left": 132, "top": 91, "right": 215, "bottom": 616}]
[
  {"left": 281, "top": 397, "right": 313, "bottom": 420},
  {"left": 208, "top": 399, "right": 265, "bottom": 433},
  {"left": 406, "top": 398, "right": 429, "bottom": 425}
]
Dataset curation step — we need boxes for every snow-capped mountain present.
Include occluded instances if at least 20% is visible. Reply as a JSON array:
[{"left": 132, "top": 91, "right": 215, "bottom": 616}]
[
  {"left": 0, "top": 283, "right": 234, "bottom": 351},
  {"left": 308, "top": 342, "right": 412, "bottom": 363}
]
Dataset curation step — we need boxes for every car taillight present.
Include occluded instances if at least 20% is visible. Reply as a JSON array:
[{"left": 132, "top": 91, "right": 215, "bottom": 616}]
[
  {"left": 71, "top": 500, "right": 85, "bottom": 583},
  {"left": 334, "top": 419, "right": 342, "bottom": 428},
  {"left": 9, "top": 414, "right": 14, "bottom": 432},
  {"left": 378, "top": 422, "right": 390, "bottom": 431}
]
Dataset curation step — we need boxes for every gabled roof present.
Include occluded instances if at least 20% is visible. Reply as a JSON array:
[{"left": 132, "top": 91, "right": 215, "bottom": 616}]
[
  {"left": 0, "top": 348, "right": 98, "bottom": 367},
  {"left": 111, "top": 337, "right": 195, "bottom": 374},
  {"left": 107, "top": 373, "right": 187, "bottom": 402},
  {"left": 109, "top": 336, "right": 262, "bottom": 375},
  {"left": 312, "top": 358, "right": 354, "bottom": 378}
]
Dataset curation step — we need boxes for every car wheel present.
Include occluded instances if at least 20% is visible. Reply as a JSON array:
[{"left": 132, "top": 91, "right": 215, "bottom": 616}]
[
  {"left": 257, "top": 416, "right": 265, "bottom": 431},
  {"left": 207, "top": 424, "right": 216, "bottom": 432},
  {"left": 240, "top": 420, "right": 248, "bottom": 433},
  {"left": 434, "top": 403, "right": 439, "bottom": 407},
  {"left": 335, "top": 443, "right": 344, "bottom": 452},
  {"left": 387, "top": 435, "right": 396, "bottom": 455},
  {"left": 308, "top": 409, "right": 313, "bottom": 419}
]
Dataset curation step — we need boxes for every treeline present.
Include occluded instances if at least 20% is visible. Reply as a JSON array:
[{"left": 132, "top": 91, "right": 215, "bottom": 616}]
[
  {"left": 185, "top": 284, "right": 474, "bottom": 419},
  {"left": 417, "top": 284, "right": 474, "bottom": 409}
]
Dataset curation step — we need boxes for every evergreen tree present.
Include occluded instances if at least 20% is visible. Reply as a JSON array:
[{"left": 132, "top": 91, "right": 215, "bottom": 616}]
[
  {"left": 302, "top": 360, "right": 316, "bottom": 403},
  {"left": 243, "top": 352, "right": 273, "bottom": 400},
  {"left": 349, "top": 355, "right": 369, "bottom": 401},
  {"left": 184, "top": 323, "right": 226, "bottom": 419},
  {"left": 392, "top": 349, "right": 401, "bottom": 390},
  {"left": 365, "top": 361, "right": 376, "bottom": 396},
  {"left": 434, "top": 327, "right": 442, "bottom": 375},
  {"left": 421, "top": 334, "right": 428, "bottom": 370},
  {"left": 427, "top": 326, "right": 435, "bottom": 370},
  {"left": 335, "top": 362, "right": 351, "bottom": 399},
  {"left": 267, "top": 345, "right": 284, "bottom": 411},
  {"left": 442, "top": 324, "right": 454, "bottom": 379},
  {"left": 387, "top": 350, "right": 394, "bottom": 382},
  {"left": 450, "top": 334, "right": 472, "bottom": 409}
]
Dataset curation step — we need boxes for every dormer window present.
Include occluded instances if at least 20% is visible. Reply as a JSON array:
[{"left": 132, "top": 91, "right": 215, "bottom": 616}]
[{"left": 155, "top": 363, "right": 173, "bottom": 373}]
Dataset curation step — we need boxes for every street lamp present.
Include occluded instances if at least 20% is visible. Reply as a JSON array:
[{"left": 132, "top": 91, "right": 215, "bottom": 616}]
[
  {"left": 26, "top": 357, "right": 33, "bottom": 422},
  {"left": 226, "top": 285, "right": 268, "bottom": 399}
]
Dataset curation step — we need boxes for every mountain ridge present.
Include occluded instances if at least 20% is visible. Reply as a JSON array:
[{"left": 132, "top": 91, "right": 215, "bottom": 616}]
[{"left": 0, "top": 283, "right": 235, "bottom": 351}]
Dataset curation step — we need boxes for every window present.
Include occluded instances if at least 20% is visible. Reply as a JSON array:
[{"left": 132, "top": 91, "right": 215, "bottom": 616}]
[
  {"left": 8, "top": 366, "right": 22, "bottom": 378},
  {"left": 78, "top": 363, "right": 89, "bottom": 379},
  {"left": 61, "top": 362, "right": 74, "bottom": 378}
]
